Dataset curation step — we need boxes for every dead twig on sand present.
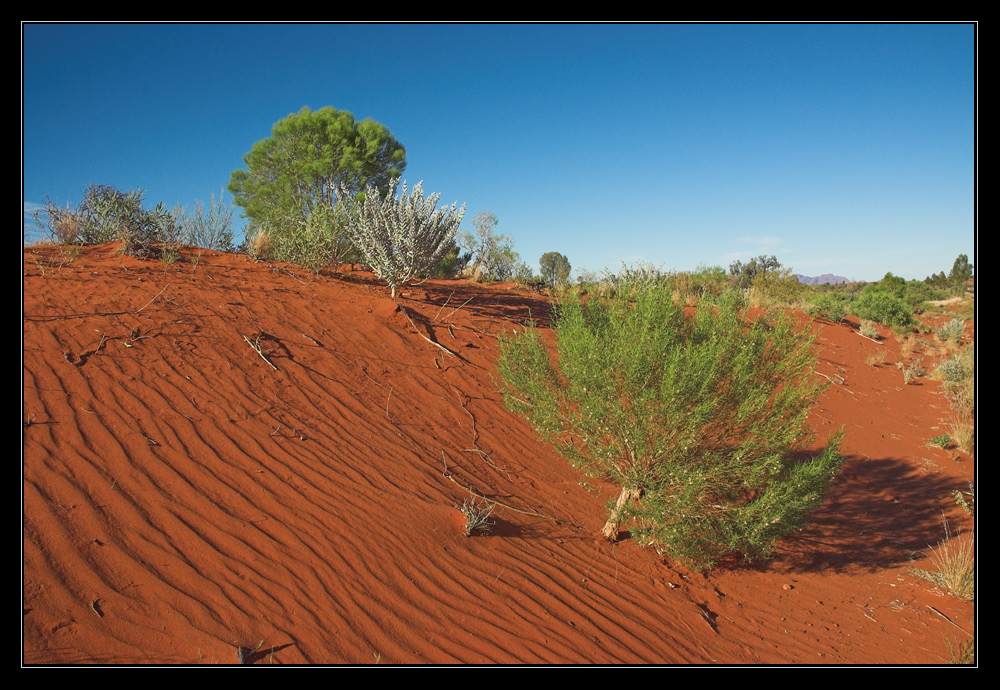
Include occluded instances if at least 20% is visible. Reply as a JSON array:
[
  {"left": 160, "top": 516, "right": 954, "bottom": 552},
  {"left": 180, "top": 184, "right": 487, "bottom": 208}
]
[
  {"left": 926, "top": 605, "right": 972, "bottom": 636},
  {"left": 443, "top": 295, "right": 476, "bottom": 322},
  {"left": 432, "top": 291, "right": 455, "bottom": 323},
  {"left": 244, "top": 334, "right": 278, "bottom": 370},
  {"left": 401, "top": 307, "right": 458, "bottom": 358}
]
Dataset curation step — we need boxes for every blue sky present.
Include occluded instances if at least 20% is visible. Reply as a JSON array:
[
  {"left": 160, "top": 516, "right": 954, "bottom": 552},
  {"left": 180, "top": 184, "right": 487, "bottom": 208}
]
[{"left": 22, "top": 23, "right": 975, "bottom": 282}]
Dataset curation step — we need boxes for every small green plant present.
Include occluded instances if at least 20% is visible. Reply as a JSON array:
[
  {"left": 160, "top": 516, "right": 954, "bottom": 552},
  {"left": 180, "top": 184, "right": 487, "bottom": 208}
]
[
  {"left": 903, "top": 359, "right": 925, "bottom": 384},
  {"left": 859, "top": 319, "right": 880, "bottom": 339},
  {"left": 160, "top": 243, "right": 181, "bottom": 268},
  {"left": 936, "top": 318, "right": 966, "bottom": 342},
  {"left": 929, "top": 434, "right": 952, "bottom": 449},
  {"left": 954, "top": 482, "right": 975, "bottom": 518},
  {"left": 456, "top": 494, "right": 496, "bottom": 537}
]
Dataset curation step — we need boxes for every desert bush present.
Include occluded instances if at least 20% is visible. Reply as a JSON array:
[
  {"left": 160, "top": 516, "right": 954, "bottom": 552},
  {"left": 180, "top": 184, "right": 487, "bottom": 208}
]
[
  {"left": 851, "top": 285, "right": 912, "bottom": 327},
  {"left": 458, "top": 212, "right": 519, "bottom": 282},
  {"left": 689, "top": 264, "right": 728, "bottom": 298},
  {"left": 859, "top": 320, "right": 880, "bottom": 339},
  {"left": 512, "top": 261, "right": 543, "bottom": 288},
  {"left": 32, "top": 198, "right": 83, "bottom": 245},
  {"left": 748, "top": 268, "right": 804, "bottom": 307},
  {"left": 36, "top": 185, "right": 175, "bottom": 259},
  {"left": 497, "top": 281, "right": 842, "bottom": 571},
  {"left": 268, "top": 204, "right": 356, "bottom": 273},
  {"left": 936, "top": 355, "right": 968, "bottom": 384},
  {"left": 602, "top": 261, "right": 673, "bottom": 292},
  {"left": 903, "top": 359, "right": 925, "bottom": 384},
  {"left": 426, "top": 241, "right": 467, "bottom": 278},
  {"left": 728, "top": 254, "right": 782, "bottom": 291},
  {"left": 902, "top": 280, "right": 946, "bottom": 311},
  {"left": 76, "top": 184, "right": 176, "bottom": 259},
  {"left": 172, "top": 190, "right": 236, "bottom": 252},
  {"left": 806, "top": 292, "right": 853, "bottom": 323},
  {"left": 936, "top": 318, "right": 966, "bottom": 342},
  {"left": 343, "top": 179, "right": 465, "bottom": 297}
]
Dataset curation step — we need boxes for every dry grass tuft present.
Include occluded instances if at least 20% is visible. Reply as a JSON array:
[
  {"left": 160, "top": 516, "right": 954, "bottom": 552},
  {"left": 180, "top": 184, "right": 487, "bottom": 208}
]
[{"left": 913, "top": 519, "right": 974, "bottom": 602}]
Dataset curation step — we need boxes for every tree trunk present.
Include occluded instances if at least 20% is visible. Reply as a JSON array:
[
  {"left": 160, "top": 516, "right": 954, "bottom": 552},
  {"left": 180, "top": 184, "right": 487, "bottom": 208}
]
[{"left": 601, "top": 486, "right": 643, "bottom": 541}]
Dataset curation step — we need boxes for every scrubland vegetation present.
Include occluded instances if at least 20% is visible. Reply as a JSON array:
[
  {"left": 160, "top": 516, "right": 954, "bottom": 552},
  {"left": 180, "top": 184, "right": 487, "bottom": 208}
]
[{"left": 27, "top": 105, "right": 974, "bottom": 584}]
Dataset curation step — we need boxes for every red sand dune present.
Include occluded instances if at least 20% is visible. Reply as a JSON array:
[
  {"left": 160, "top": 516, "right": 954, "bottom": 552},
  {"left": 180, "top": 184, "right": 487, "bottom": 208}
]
[{"left": 22, "top": 246, "right": 975, "bottom": 665}]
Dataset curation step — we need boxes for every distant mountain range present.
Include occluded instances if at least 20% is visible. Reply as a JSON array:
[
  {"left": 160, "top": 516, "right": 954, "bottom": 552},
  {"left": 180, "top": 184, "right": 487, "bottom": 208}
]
[{"left": 795, "top": 273, "right": 851, "bottom": 285}]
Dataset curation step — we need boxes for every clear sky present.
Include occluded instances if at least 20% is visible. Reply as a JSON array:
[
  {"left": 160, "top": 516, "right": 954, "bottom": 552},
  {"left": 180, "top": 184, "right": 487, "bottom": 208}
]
[{"left": 22, "top": 22, "right": 975, "bottom": 282}]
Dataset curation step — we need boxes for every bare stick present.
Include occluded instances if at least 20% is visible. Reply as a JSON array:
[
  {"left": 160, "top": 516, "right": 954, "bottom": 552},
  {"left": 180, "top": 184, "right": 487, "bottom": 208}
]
[
  {"left": 135, "top": 284, "right": 170, "bottom": 314},
  {"left": 432, "top": 291, "right": 455, "bottom": 323},
  {"left": 925, "top": 605, "right": 972, "bottom": 636},
  {"left": 444, "top": 295, "right": 476, "bottom": 321},
  {"left": 244, "top": 334, "right": 278, "bottom": 370},
  {"left": 856, "top": 332, "right": 884, "bottom": 345},
  {"left": 360, "top": 366, "right": 383, "bottom": 387},
  {"left": 401, "top": 307, "right": 458, "bottom": 358},
  {"left": 386, "top": 387, "right": 393, "bottom": 418}
]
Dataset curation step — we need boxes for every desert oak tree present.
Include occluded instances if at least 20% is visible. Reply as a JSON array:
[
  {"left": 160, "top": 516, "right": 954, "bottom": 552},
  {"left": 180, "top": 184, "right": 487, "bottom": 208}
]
[{"left": 228, "top": 106, "right": 406, "bottom": 229}]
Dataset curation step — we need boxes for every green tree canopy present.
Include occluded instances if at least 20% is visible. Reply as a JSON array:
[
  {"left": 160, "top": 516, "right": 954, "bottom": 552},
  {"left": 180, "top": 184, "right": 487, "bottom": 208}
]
[
  {"left": 539, "top": 251, "right": 571, "bottom": 287},
  {"left": 228, "top": 106, "right": 406, "bottom": 227},
  {"left": 729, "top": 254, "right": 782, "bottom": 290},
  {"left": 948, "top": 254, "right": 973, "bottom": 294}
]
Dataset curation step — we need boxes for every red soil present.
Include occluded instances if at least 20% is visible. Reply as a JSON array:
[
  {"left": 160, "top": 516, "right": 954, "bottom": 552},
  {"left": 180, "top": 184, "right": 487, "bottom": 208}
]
[{"left": 22, "top": 246, "right": 975, "bottom": 665}]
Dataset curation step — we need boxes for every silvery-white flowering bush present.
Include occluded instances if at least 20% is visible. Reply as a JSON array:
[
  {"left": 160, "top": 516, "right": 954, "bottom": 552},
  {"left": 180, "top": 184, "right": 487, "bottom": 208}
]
[{"left": 343, "top": 180, "right": 465, "bottom": 297}]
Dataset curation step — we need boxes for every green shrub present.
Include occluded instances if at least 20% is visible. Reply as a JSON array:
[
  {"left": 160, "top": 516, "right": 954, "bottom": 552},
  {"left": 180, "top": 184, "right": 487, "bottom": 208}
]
[
  {"left": 497, "top": 282, "right": 843, "bottom": 571},
  {"left": 936, "top": 318, "right": 966, "bottom": 342},
  {"left": 902, "top": 280, "right": 946, "bottom": 310},
  {"left": 39, "top": 185, "right": 175, "bottom": 259},
  {"left": 807, "top": 292, "right": 853, "bottom": 323},
  {"left": 936, "top": 355, "right": 968, "bottom": 384},
  {"left": 851, "top": 285, "right": 912, "bottom": 327}
]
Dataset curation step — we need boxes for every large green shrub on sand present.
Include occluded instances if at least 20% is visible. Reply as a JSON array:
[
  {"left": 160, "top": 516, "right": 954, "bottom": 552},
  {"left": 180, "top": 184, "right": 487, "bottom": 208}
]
[{"left": 497, "top": 278, "right": 842, "bottom": 571}]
